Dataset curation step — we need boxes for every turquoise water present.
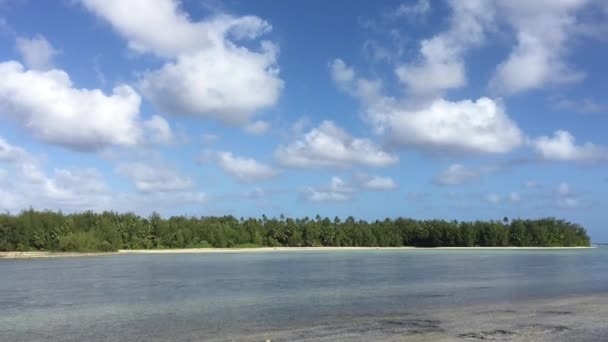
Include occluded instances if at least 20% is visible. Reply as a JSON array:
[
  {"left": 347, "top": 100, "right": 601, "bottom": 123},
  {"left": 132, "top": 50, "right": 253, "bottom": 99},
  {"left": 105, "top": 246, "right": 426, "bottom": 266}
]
[{"left": 1, "top": 248, "right": 607, "bottom": 341}]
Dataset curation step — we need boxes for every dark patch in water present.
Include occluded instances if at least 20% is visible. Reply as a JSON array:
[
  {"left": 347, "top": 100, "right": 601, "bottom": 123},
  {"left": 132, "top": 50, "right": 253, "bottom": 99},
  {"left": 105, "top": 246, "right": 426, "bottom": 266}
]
[
  {"left": 539, "top": 310, "right": 573, "bottom": 315},
  {"left": 458, "top": 329, "right": 518, "bottom": 340},
  {"left": 523, "top": 324, "right": 570, "bottom": 333},
  {"left": 419, "top": 293, "right": 453, "bottom": 298},
  {"left": 470, "top": 286, "right": 494, "bottom": 290},
  {"left": 473, "top": 309, "right": 517, "bottom": 315}
]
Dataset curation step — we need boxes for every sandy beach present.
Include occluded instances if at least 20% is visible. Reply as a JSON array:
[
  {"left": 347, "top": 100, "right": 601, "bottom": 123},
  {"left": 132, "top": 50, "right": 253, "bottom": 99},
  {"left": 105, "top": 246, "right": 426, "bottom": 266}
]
[
  {"left": 0, "top": 246, "right": 594, "bottom": 259},
  {"left": 119, "top": 246, "right": 593, "bottom": 255},
  {"left": 0, "top": 251, "right": 114, "bottom": 259}
]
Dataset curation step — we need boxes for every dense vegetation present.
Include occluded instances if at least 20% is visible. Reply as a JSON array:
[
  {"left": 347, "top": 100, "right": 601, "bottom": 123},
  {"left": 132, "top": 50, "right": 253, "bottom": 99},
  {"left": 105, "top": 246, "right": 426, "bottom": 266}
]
[{"left": 0, "top": 210, "right": 591, "bottom": 252}]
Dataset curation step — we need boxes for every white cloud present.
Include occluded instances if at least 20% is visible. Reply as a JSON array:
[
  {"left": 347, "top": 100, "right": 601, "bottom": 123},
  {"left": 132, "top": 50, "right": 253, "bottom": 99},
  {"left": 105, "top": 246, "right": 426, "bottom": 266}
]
[
  {"left": 508, "top": 192, "right": 521, "bottom": 202},
  {"left": 557, "top": 182, "right": 571, "bottom": 195},
  {"left": 332, "top": 59, "right": 523, "bottom": 156},
  {"left": 1, "top": 136, "right": 207, "bottom": 214},
  {"left": 0, "top": 136, "right": 112, "bottom": 211},
  {"left": 395, "top": 0, "right": 495, "bottom": 94},
  {"left": 139, "top": 40, "right": 281, "bottom": 125},
  {"left": 302, "top": 189, "right": 350, "bottom": 202},
  {"left": 330, "top": 59, "right": 382, "bottom": 103},
  {"left": 0, "top": 136, "right": 28, "bottom": 162},
  {"left": 434, "top": 162, "right": 511, "bottom": 186},
  {"left": 396, "top": 60, "right": 465, "bottom": 95},
  {"left": 81, "top": 0, "right": 283, "bottom": 127},
  {"left": 15, "top": 35, "right": 59, "bottom": 70},
  {"left": 531, "top": 130, "right": 607, "bottom": 163},
  {"left": 485, "top": 193, "right": 501, "bottom": 204},
  {"left": 302, "top": 174, "right": 397, "bottom": 202},
  {"left": 368, "top": 97, "right": 524, "bottom": 154},
  {"left": 275, "top": 120, "right": 398, "bottom": 168},
  {"left": 331, "top": 59, "right": 355, "bottom": 89},
  {"left": 81, "top": 0, "right": 270, "bottom": 58},
  {"left": 0, "top": 61, "right": 145, "bottom": 151},
  {"left": 357, "top": 174, "right": 398, "bottom": 191},
  {"left": 143, "top": 115, "right": 173, "bottom": 144},
  {"left": 551, "top": 96, "right": 607, "bottom": 114},
  {"left": 117, "top": 162, "right": 193, "bottom": 192},
  {"left": 554, "top": 182, "right": 582, "bottom": 209},
  {"left": 525, "top": 180, "right": 539, "bottom": 188},
  {"left": 435, "top": 164, "right": 481, "bottom": 185},
  {"left": 302, "top": 176, "right": 355, "bottom": 202},
  {"left": 395, "top": 0, "right": 431, "bottom": 18},
  {"left": 491, "top": 0, "right": 588, "bottom": 94},
  {"left": 242, "top": 187, "right": 266, "bottom": 199},
  {"left": 216, "top": 151, "right": 280, "bottom": 183},
  {"left": 362, "top": 40, "right": 394, "bottom": 62},
  {"left": 244, "top": 120, "right": 271, "bottom": 135},
  {"left": 558, "top": 197, "right": 579, "bottom": 208}
]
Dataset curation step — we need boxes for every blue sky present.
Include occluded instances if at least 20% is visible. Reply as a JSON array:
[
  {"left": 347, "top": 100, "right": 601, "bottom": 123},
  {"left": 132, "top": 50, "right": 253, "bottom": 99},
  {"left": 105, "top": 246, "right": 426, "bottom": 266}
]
[{"left": 0, "top": 0, "right": 607, "bottom": 241}]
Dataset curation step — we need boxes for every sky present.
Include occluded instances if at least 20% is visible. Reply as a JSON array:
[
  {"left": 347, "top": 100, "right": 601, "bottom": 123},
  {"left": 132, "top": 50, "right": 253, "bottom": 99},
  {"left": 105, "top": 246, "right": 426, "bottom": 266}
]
[{"left": 0, "top": 0, "right": 607, "bottom": 241}]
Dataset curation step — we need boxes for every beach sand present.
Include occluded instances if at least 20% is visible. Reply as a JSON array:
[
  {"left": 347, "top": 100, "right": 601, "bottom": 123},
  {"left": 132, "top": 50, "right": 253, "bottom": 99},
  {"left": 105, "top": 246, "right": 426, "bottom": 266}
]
[{"left": 0, "top": 246, "right": 593, "bottom": 259}]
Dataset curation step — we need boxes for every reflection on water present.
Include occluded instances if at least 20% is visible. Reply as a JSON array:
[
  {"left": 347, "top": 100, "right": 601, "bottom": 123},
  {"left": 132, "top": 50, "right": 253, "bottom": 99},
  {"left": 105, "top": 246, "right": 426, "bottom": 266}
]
[{"left": 1, "top": 248, "right": 607, "bottom": 341}]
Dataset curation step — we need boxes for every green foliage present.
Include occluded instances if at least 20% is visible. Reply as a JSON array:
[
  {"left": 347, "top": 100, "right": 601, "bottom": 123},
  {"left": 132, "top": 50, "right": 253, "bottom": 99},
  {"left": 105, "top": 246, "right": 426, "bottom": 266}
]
[{"left": 0, "top": 210, "right": 591, "bottom": 252}]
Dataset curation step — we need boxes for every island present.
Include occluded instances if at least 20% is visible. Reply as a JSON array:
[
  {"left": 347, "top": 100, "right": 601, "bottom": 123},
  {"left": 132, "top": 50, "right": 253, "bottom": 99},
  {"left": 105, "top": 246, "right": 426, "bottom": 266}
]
[{"left": 0, "top": 210, "right": 590, "bottom": 256}]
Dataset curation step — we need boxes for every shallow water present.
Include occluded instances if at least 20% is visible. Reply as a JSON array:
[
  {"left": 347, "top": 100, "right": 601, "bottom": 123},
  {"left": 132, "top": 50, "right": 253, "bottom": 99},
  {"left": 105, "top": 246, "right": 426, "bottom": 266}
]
[{"left": 1, "top": 247, "right": 608, "bottom": 341}]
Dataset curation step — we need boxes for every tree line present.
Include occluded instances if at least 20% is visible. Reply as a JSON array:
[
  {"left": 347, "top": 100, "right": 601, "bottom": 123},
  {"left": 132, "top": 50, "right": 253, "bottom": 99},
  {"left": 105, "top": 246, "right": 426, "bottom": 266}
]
[{"left": 0, "top": 210, "right": 590, "bottom": 252}]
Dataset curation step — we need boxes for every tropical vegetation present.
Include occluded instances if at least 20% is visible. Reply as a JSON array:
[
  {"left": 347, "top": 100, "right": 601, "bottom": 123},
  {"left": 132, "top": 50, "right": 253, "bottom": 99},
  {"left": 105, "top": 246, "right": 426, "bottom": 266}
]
[{"left": 0, "top": 210, "right": 591, "bottom": 252}]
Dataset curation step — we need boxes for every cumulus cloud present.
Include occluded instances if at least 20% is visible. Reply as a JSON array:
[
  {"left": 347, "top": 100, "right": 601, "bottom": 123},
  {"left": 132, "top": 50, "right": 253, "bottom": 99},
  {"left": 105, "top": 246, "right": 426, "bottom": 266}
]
[
  {"left": 0, "top": 136, "right": 28, "bottom": 162},
  {"left": 81, "top": 0, "right": 283, "bottom": 128},
  {"left": 139, "top": 40, "right": 281, "bottom": 125},
  {"left": 356, "top": 173, "right": 398, "bottom": 191},
  {"left": 143, "top": 115, "right": 173, "bottom": 144},
  {"left": 1, "top": 136, "right": 207, "bottom": 213},
  {"left": 0, "top": 61, "right": 147, "bottom": 151},
  {"left": 531, "top": 130, "right": 607, "bottom": 163},
  {"left": 0, "top": 136, "right": 112, "bottom": 211},
  {"left": 491, "top": 0, "right": 588, "bottom": 94},
  {"left": 215, "top": 151, "right": 280, "bottom": 183},
  {"left": 395, "top": 0, "right": 494, "bottom": 94},
  {"left": 433, "top": 161, "right": 519, "bottom": 186},
  {"left": 15, "top": 35, "right": 59, "bottom": 70},
  {"left": 301, "top": 174, "right": 397, "bottom": 202},
  {"left": 368, "top": 97, "right": 524, "bottom": 154},
  {"left": 301, "top": 176, "right": 355, "bottom": 202},
  {"left": 275, "top": 120, "right": 398, "bottom": 168},
  {"left": 330, "top": 59, "right": 383, "bottom": 102},
  {"left": 117, "top": 162, "right": 193, "bottom": 192},
  {"left": 435, "top": 164, "right": 482, "bottom": 186},
  {"left": 332, "top": 58, "right": 524, "bottom": 155},
  {"left": 331, "top": 59, "right": 356, "bottom": 89}
]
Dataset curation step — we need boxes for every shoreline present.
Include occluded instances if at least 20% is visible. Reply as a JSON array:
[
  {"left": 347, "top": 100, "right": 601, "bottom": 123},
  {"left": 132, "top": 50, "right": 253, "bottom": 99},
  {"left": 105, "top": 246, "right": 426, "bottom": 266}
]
[
  {"left": 119, "top": 246, "right": 594, "bottom": 254},
  {"left": 0, "top": 246, "right": 595, "bottom": 259}
]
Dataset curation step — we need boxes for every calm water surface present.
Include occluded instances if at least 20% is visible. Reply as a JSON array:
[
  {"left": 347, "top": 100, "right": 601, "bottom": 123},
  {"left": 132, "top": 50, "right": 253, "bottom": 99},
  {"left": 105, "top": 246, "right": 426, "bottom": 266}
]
[{"left": 1, "top": 248, "right": 608, "bottom": 341}]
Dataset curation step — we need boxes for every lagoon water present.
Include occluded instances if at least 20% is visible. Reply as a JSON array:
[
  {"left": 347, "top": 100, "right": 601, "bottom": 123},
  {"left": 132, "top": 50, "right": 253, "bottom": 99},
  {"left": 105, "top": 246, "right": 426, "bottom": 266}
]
[{"left": 2, "top": 248, "right": 608, "bottom": 341}]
